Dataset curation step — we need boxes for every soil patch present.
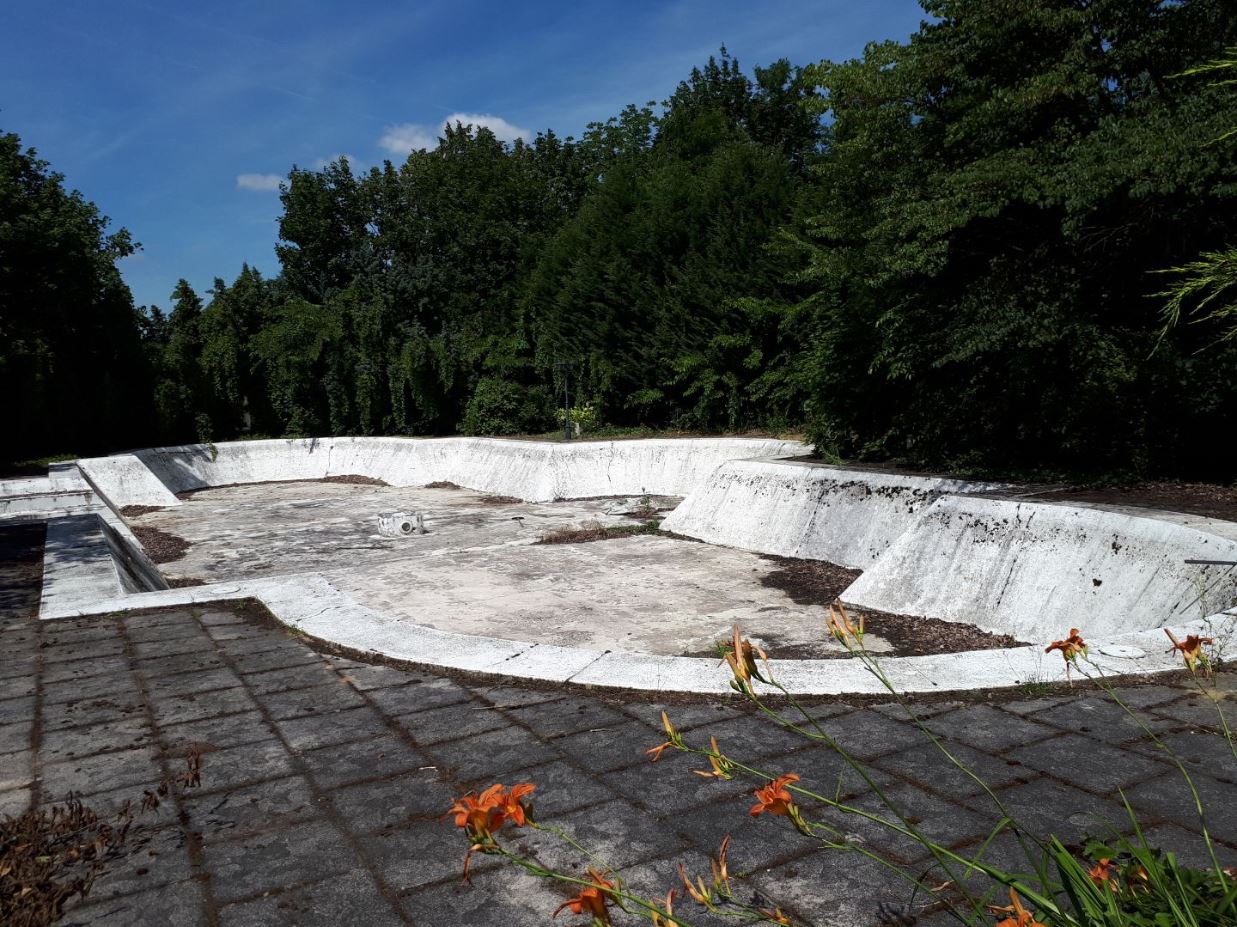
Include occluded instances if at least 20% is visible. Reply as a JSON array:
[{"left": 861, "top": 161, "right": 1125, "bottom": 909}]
[
  {"left": 120, "top": 505, "right": 163, "bottom": 518},
  {"left": 538, "top": 521, "right": 664, "bottom": 544},
  {"left": 1051, "top": 481, "right": 1237, "bottom": 522},
  {"left": 321, "top": 474, "right": 388, "bottom": 486},
  {"left": 848, "top": 607, "right": 1026, "bottom": 656},
  {"left": 166, "top": 576, "right": 207, "bottom": 588},
  {"left": 424, "top": 481, "right": 461, "bottom": 490},
  {"left": 478, "top": 494, "right": 521, "bottom": 505},
  {"left": 130, "top": 526, "right": 190, "bottom": 563},
  {"left": 760, "top": 555, "right": 863, "bottom": 605},
  {"left": 759, "top": 555, "right": 1025, "bottom": 657}
]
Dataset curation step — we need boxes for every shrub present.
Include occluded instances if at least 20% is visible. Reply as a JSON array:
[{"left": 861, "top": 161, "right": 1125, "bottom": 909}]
[
  {"left": 556, "top": 402, "right": 601, "bottom": 435},
  {"left": 459, "top": 378, "right": 552, "bottom": 436}
]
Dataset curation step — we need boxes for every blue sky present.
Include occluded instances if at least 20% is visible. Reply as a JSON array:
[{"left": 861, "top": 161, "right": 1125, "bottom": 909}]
[{"left": 1, "top": 0, "right": 927, "bottom": 310}]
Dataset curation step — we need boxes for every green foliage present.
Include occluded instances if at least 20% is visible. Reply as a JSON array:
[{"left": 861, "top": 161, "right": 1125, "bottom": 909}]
[
  {"left": 10, "top": 14, "right": 1237, "bottom": 481},
  {"left": 0, "top": 131, "right": 154, "bottom": 464},
  {"left": 460, "top": 377, "right": 552, "bottom": 436},
  {"left": 789, "top": 0, "right": 1237, "bottom": 478},
  {"left": 526, "top": 53, "right": 817, "bottom": 429},
  {"left": 556, "top": 402, "right": 600, "bottom": 434},
  {"left": 1158, "top": 47, "right": 1237, "bottom": 346},
  {"left": 1056, "top": 834, "right": 1237, "bottom": 927}
]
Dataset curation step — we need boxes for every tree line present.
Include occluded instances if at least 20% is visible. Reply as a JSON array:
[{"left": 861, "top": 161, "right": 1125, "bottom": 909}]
[{"left": 4, "top": 0, "right": 1237, "bottom": 480}]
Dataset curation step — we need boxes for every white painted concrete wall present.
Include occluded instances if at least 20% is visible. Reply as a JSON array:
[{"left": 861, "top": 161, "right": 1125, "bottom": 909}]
[
  {"left": 76, "top": 454, "right": 182, "bottom": 508},
  {"left": 661, "top": 458, "right": 1004, "bottom": 568},
  {"left": 841, "top": 495, "right": 1237, "bottom": 640},
  {"left": 77, "top": 436, "right": 807, "bottom": 506},
  {"left": 68, "top": 437, "right": 1237, "bottom": 649},
  {"left": 0, "top": 475, "right": 97, "bottom": 520},
  {"left": 0, "top": 477, "right": 51, "bottom": 496},
  {"left": 38, "top": 568, "right": 1237, "bottom": 695},
  {"left": 544, "top": 438, "right": 806, "bottom": 499},
  {"left": 0, "top": 488, "right": 94, "bottom": 517}
]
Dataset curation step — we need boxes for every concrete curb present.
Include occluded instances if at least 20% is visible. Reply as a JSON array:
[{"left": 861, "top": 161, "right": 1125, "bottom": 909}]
[{"left": 37, "top": 571, "right": 1235, "bottom": 695}]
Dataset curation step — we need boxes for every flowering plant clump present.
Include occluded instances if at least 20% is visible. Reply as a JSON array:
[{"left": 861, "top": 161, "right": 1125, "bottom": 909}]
[
  {"left": 447, "top": 782, "right": 536, "bottom": 878},
  {"left": 447, "top": 610, "right": 1234, "bottom": 926},
  {"left": 1045, "top": 628, "right": 1089, "bottom": 683},
  {"left": 553, "top": 868, "right": 616, "bottom": 924},
  {"left": 1165, "top": 629, "right": 1216, "bottom": 676}
]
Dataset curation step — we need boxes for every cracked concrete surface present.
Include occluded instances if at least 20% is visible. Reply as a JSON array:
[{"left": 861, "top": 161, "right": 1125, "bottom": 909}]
[{"left": 134, "top": 482, "right": 870, "bottom": 658}]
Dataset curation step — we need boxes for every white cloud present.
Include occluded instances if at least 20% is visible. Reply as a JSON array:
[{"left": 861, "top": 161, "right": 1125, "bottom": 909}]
[
  {"left": 378, "top": 112, "right": 530, "bottom": 155},
  {"left": 236, "top": 172, "right": 283, "bottom": 192},
  {"left": 377, "top": 123, "right": 439, "bottom": 154},
  {"left": 313, "top": 153, "right": 363, "bottom": 171}
]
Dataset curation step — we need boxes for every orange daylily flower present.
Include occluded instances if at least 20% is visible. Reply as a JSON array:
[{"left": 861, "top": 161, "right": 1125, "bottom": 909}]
[
  {"left": 990, "top": 889, "right": 1047, "bottom": 927},
  {"left": 1088, "top": 857, "right": 1116, "bottom": 891},
  {"left": 750, "top": 773, "right": 800, "bottom": 818},
  {"left": 827, "top": 604, "right": 863, "bottom": 644},
  {"left": 448, "top": 782, "right": 535, "bottom": 837},
  {"left": 647, "top": 711, "right": 680, "bottom": 762},
  {"left": 1165, "top": 629, "right": 1214, "bottom": 674},
  {"left": 1045, "top": 629, "right": 1087, "bottom": 664},
  {"left": 650, "top": 888, "right": 678, "bottom": 926},
  {"left": 447, "top": 782, "right": 535, "bottom": 878},
  {"left": 721, "top": 624, "right": 768, "bottom": 685},
  {"left": 693, "top": 736, "right": 733, "bottom": 780},
  {"left": 757, "top": 906, "right": 792, "bottom": 925},
  {"left": 553, "top": 868, "right": 615, "bottom": 924},
  {"left": 499, "top": 782, "right": 535, "bottom": 826},
  {"left": 449, "top": 786, "right": 505, "bottom": 837}
]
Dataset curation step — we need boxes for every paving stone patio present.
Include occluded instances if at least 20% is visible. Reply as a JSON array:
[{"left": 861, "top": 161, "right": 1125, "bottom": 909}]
[{"left": 1, "top": 522, "right": 1234, "bottom": 926}]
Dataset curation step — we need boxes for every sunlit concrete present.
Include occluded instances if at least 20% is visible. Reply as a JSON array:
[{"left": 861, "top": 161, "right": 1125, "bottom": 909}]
[
  {"left": 77, "top": 436, "right": 808, "bottom": 506},
  {"left": 842, "top": 495, "right": 1237, "bottom": 641},
  {"left": 26, "top": 437, "right": 1237, "bottom": 694},
  {"left": 140, "top": 482, "right": 866, "bottom": 658}
]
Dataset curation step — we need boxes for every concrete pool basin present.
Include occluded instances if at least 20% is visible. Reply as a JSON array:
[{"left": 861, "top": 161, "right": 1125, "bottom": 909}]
[{"left": 7, "top": 436, "right": 1232, "bottom": 695}]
